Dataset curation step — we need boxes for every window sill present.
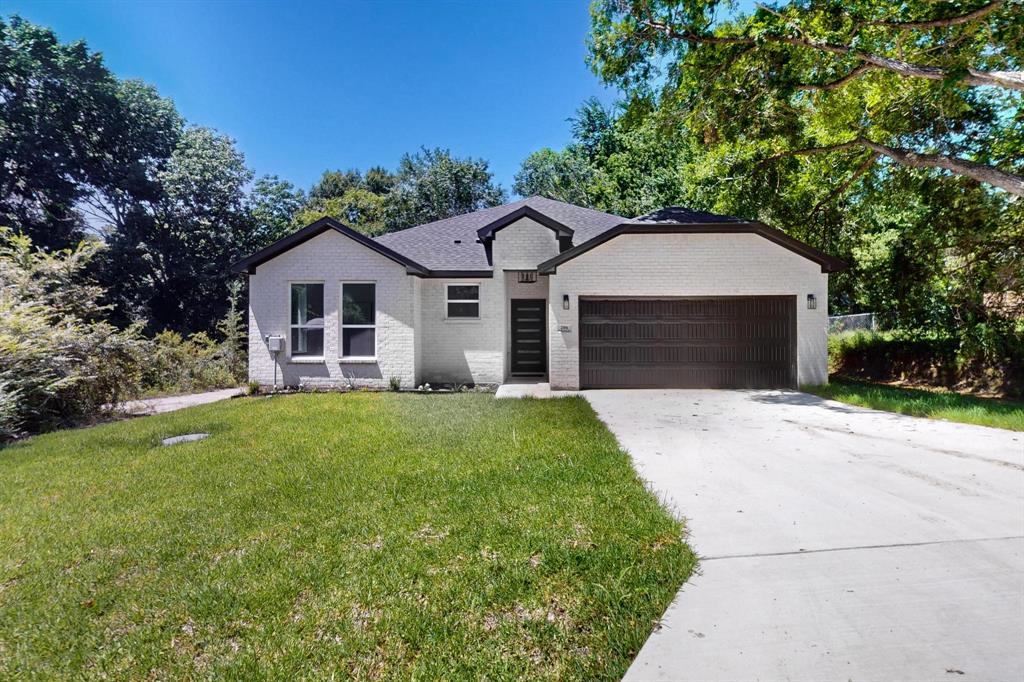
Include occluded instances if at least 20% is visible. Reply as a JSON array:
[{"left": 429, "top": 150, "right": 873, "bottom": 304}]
[
  {"left": 288, "top": 356, "right": 325, "bottom": 364},
  {"left": 339, "top": 357, "right": 377, "bottom": 364},
  {"left": 444, "top": 318, "right": 481, "bottom": 323}
]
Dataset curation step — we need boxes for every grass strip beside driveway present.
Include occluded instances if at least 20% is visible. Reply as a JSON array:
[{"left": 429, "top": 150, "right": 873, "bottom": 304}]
[
  {"left": 0, "top": 393, "right": 694, "bottom": 679},
  {"left": 804, "top": 378, "right": 1024, "bottom": 431}
]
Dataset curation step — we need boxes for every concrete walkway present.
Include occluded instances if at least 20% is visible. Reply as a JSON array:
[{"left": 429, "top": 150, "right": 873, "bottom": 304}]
[
  {"left": 576, "top": 389, "right": 1024, "bottom": 682},
  {"left": 494, "top": 382, "right": 553, "bottom": 399},
  {"left": 115, "top": 387, "right": 243, "bottom": 416}
]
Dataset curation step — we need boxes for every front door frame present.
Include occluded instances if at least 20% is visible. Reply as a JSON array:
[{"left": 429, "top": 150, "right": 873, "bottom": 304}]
[{"left": 510, "top": 298, "right": 548, "bottom": 377}]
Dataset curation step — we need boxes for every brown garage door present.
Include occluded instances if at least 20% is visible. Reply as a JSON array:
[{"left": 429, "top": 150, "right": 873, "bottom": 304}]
[{"left": 579, "top": 297, "right": 796, "bottom": 389}]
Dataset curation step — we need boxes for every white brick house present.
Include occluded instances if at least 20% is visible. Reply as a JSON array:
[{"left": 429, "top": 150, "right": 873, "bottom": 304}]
[{"left": 232, "top": 197, "right": 845, "bottom": 390}]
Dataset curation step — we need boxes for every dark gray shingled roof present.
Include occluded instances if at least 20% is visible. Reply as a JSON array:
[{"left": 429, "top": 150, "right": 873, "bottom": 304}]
[
  {"left": 372, "top": 196, "right": 625, "bottom": 271},
  {"left": 631, "top": 206, "right": 749, "bottom": 224},
  {"left": 231, "top": 198, "right": 846, "bottom": 275}
]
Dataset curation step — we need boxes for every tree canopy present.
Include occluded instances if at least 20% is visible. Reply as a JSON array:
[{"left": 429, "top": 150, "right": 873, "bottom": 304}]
[
  {"left": 589, "top": 0, "right": 1023, "bottom": 195},
  {"left": 514, "top": 1, "right": 1022, "bottom": 350},
  {"left": 0, "top": 15, "right": 514, "bottom": 335},
  {"left": 383, "top": 147, "right": 507, "bottom": 231}
]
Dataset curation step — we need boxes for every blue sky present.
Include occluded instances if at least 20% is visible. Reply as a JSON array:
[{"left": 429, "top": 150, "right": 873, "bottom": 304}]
[{"left": 7, "top": 0, "right": 618, "bottom": 194}]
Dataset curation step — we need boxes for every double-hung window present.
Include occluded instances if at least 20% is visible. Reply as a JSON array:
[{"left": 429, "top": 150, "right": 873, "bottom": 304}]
[
  {"left": 446, "top": 284, "right": 479, "bottom": 319},
  {"left": 341, "top": 282, "right": 376, "bottom": 358},
  {"left": 290, "top": 283, "right": 324, "bottom": 357}
]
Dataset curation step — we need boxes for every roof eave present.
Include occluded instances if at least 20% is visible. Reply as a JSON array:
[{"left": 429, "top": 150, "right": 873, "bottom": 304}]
[
  {"left": 476, "top": 205, "right": 575, "bottom": 241},
  {"left": 538, "top": 222, "right": 847, "bottom": 274},
  {"left": 230, "top": 217, "right": 430, "bottom": 276}
]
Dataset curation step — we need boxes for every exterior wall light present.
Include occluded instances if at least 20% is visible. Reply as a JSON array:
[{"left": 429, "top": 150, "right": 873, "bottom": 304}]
[
  {"left": 562, "top": 294, "right": 570, "bottom": 310},
  {"left": 807, "top": 294, "right": 817, "bottom": 310}
]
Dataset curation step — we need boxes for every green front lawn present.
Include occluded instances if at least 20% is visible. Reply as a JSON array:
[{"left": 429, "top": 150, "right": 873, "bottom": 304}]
[
  {"left": 0, "top": 393, "right": 694, "bottom": 679},
  {"left": 804, "top": 378, "right": 1024, "bottom": 431}
]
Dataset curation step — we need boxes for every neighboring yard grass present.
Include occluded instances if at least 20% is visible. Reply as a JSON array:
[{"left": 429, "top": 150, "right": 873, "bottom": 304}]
[
  {"left": 0, "top": 393, "right": 694, "bottom": 679},
  {"left": 805, "top": 378, "right": 1024, "bottom": 432}
]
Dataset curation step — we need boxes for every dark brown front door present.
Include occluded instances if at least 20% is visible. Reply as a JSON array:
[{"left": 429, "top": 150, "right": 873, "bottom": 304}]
[
  {"left": 579, "top": 296, "right": 796, "bottom": 389},
  {"left": 511, "top": 299, "right": 547, "bottom": 376}
]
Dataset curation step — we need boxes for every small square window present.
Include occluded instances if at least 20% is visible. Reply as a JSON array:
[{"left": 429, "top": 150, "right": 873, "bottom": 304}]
[{"left": 447, "top": 284, "right": 480, "bottom": 319}]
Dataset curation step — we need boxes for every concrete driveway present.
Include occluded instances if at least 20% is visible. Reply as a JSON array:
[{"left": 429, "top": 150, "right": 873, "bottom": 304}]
[{"left": 578, "top": 390, "right": 1024, "bottom": 682}]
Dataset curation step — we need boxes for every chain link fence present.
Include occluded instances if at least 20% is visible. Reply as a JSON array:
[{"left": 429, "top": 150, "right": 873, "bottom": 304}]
[{"left": 828, "top": 313, "right": 878, "bottom": 333}]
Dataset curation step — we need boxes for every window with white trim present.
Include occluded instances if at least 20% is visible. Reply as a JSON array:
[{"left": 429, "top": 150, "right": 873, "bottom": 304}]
[
  {"left": 446, "top": 284, "right": 479, "bottom": 319},
  {"left": 341, "top": 282, "right": 376, "bottom": 358},
  {"left": 290, "top": 283, "right": 324, "bottom": 357}
]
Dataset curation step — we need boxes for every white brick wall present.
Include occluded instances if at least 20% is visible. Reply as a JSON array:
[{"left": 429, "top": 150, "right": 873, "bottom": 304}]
[
  {"left": 416, "top": 217, "right": 560, "bottom": 385},
  {"left": 547, "top": 233, "right": 829, "bottom": 389},
  {"left": 418, "top": 277, "right": 504, "bottom": 385},
  {"left": 492, "top": 217, "right": 559, "bottom": 269},
  {"left": 247, "top": 221, "right": 830, "bottom": 391},
  {"left": 247, "top": 230, "right": 417, "bottom": 389}
]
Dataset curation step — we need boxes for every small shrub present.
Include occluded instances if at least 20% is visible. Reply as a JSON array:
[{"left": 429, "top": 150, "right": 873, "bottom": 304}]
[
  {"left": 388, "top": 376, "right": 401, "bottom": 392},
  {"left": 247, "top": 379, "right": 261, "bottom": 396}
]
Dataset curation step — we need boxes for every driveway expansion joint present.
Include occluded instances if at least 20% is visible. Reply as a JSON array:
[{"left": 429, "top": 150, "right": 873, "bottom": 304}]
[{"left": 700, "top": 535, "right": 1024, "bottom": 561}]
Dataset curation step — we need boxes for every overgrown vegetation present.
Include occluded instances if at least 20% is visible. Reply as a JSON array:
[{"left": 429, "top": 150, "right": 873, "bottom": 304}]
[
  {"left": 0, "top": 393, "right": 695, "bottom": 678},
  {"left": 828, "top": 329, "right": 1024, "bottom": 398},
  {"left": 0, "top": 231, "right": 244, "bottom": 439},
  {"left": 805, "top": 378, "right": 1024, "bottom": 432}
]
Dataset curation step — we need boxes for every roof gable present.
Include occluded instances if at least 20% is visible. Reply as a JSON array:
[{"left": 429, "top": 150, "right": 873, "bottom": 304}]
[
  {"left": 538, "top": 219, "right": 847, "bottom": 274},
  {"left": 371, "top": 196, "right": 624, "bottom": 272},
  {"left": 475, "top": 205, "right": 575, "bottom": 240},
  {"left": 230, "top": 217, "right": 428, "bottom": 275}
]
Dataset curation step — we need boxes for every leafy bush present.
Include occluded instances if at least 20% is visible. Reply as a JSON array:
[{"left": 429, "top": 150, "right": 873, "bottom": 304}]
[
  {"left": 136, "top": 281, "right": 247, "bottom": 396},
  {"left": 0, "top": 230, "right": 147, "bottom": 438},
  {"left": 136, "top": 331, "right": 237, "bottom": 396},
  {"left": 0, "top": 230, "right": 247, "bottom": 439}
]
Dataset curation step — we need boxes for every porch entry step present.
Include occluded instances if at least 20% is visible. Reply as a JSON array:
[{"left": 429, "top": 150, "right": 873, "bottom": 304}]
[{"left": 495, "top": 382, "right": 553, "bottom": 399}]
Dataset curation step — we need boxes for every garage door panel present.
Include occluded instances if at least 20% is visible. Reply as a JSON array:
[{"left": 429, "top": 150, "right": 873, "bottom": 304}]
[{"left": 579, "top": 297, "right": 796, "bottom": 389}]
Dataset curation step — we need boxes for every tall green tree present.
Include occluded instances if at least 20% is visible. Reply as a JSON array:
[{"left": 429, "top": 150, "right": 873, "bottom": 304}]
[
  {"left": 514, "top": 148, "right": 595, "bottom": 206},
  {"left": 589, "top": 0, "right": 1023, "bottom": 196},
  {"left": 296, "top": 166, "right": 394, "bottom": 235},
  {"left": 0, "top": 17, "right": 184, "bottom": 249},
  {"left": 309, "top": 169, "right": 363, "bottom": 201},
  {"left": 383, "top": 147, "right": 507, "bottom": 231},
  {"left": 101, "top": 127, "right": 254, "bottom": 333},
  {"left": 245, "top": 175, "right": 304, "bottom": 250},
  {"left": 514, "top": 99, "right": 690, "bottom": 218}
]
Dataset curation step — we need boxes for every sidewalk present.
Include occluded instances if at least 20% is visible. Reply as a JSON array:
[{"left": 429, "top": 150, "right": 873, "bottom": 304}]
[{"left": 115, "top": 387, "right": 243, "bottom": 416}]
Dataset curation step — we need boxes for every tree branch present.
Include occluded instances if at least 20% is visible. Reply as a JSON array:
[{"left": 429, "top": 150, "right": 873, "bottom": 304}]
[
  {"left": 853, "top": 137, "right": 1024, "bottom": 196},
  {"left": 799, "top": 63, "right": 877, "bottom": 91},
  {"left": 810, "top": 152, "right": 880, "bottom": 215},
  {"left": 755, "top": 140, "right": 864, "bottom": 170},
  {"left": 758, "top": 137, "right": 1024, "bottom": 196},
  {"left": 638, "top": 17, "right": 1024, "bottom": 91},
  {"left": 862, "top": 1, "right": 1004, "bottom": 30}
]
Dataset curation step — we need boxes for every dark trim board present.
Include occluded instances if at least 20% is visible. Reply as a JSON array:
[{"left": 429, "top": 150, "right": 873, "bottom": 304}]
[
  {"left": 538, "top": 223, "right": 847, "bottom": 274},
  {"left": 230, "top": 218, "right": 494, "bottom": 278},
  {"left": 428, "top": 270, "right": 494, "bottom": 279},
  {"left": 231, "top": 217, "right": 429, "bottom": 276},
  {"left": 476, "top": 205, "right": 575, "bottom": 241}
]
